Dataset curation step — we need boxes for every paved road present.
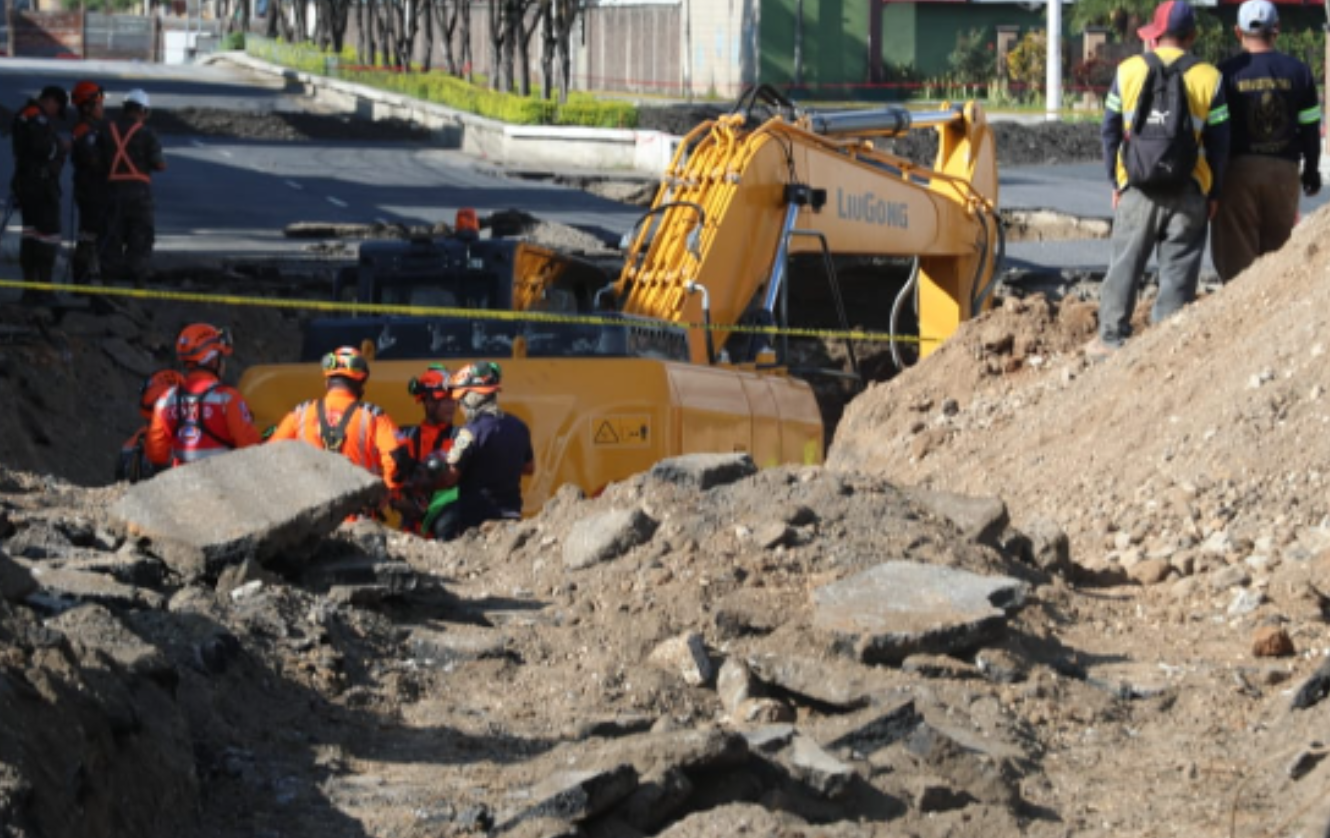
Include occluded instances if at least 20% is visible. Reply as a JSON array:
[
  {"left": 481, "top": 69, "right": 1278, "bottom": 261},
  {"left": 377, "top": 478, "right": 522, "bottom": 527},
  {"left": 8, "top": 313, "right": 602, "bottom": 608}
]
[{"left": 3, "top": 58, "right": 1327, "bottom": 278}]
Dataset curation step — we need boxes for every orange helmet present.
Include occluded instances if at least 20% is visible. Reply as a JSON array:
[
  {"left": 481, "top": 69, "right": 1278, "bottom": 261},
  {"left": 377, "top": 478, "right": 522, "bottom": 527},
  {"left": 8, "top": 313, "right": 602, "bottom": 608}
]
[
  {"left": 322, "top": 346, "right": 370, "bottom": 382},
  {"left": 408, "top": 364, "right": 452, "bottom": 402},
  {"left": 450, "top": 361, "right": 501, "bottom": 395},
  {"left": 138, "top": 369, "right": 185, "bottom": 419},
  {"left": 71, "top": 81, "right": 104, "bottom": 109},
  {"left": 176, "top": 323, "right": 233, "bottom": 367}
]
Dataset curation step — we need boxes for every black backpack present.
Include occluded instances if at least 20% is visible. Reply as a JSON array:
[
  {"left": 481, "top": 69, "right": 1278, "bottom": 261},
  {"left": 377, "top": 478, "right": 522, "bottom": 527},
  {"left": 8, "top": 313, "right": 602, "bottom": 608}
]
[{"left": 1123, "top": 53, "right": 1199, "bottom": 190}]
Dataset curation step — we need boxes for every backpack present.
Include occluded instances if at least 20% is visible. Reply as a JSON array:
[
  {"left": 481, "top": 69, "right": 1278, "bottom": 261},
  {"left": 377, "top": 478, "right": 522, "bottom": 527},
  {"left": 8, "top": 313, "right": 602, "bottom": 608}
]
[
  {"left": 174, "top": 383, "right": 236, "bottom": 450},
  {"left": 1123, "top": 53, "right": 1200, "bottom": 190}
]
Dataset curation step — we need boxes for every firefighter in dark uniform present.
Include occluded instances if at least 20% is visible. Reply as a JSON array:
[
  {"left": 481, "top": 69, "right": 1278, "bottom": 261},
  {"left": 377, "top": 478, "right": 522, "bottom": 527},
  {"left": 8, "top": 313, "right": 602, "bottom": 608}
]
[
  {"left": 69, "top": 81, "right": 109, "bottom": 286},
  {"left": 10, "top": 85, "right": 69, "bottom": 305},
  {"left": 99, "top": 88, "right": 166, "bottom": 289},
  {"left": 433, "top": 361, "right": 534, "bottom": 540}
]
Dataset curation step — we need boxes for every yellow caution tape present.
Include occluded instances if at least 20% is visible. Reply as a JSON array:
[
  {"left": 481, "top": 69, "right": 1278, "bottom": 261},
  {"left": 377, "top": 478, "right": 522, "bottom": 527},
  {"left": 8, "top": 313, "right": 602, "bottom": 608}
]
[{"left": 0, "top": 278, "right": 936, "bottom": 345}]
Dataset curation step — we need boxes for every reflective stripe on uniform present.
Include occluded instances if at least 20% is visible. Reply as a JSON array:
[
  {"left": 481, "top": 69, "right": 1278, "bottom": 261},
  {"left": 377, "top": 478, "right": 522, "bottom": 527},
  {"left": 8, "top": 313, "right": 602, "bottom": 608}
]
[
  {"left": 1300, "top": 105, "right": 1322, "bottom": 125},
  {"left": 108, "top": 122, "right": 151, "bottom": 183}
]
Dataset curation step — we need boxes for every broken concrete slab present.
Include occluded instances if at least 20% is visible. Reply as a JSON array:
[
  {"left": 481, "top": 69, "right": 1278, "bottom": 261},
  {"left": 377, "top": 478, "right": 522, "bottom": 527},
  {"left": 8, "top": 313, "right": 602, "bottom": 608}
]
[
  {"left": 745, "top": 653, "right": 886, "bottom": 711},
  {"left": 905, "top": 722, "right": 1022, "bottom": 808},
  {"left": 108, "top": 442, "right": 386, "bottom": 581},
  {"left": 301, "top": 555, "right": 418, "bottom": 594},
  {"left": 647, "top": 632, "right": 713, "bottom": 687},
  {"left": 782, "top": 735, "right": 855, "bottom": 798},
  {"left": 1084, "top": 661, "right": 1176, "bottom": 700},
  {"left": 903, "top": 488, "right": 1009, "bottom": 548},
  {"left": 717, "top": 658, "right": 758, "bottom": 716},
  {"left": 563, "top": 507, "right": 658, "bottom": 571},
  {"left": 902, "top": 654, "right": 981, "bottom": 680},
  {"left": 612, "top": 767, "right": 693, "bottom": 834},
  {"left": 741, "top": 724, "right": 796, "bottom": 754},
  {"left": 818, "top": 699, "right": 921, "bottom": 758},
  {"left": 582, "top": 728, "right": 749, "bottom": 777},
  {"left": 501, "top": 765, "right": 638, "bottom": 830},
  {"left": 15, "top": 548, "right": 166, "bottom": 589},
  {"left": 27, "top": 566, "right": 164, "bottom": 611},
  {"left": 0, "top": 550, "right": 37, "bottom": 603},
  {"left": 813, "top": 561, "right": 1030, "bottom": 666},
  {"left": 647, "top": 453, "right": 757, "bottom": 491}
]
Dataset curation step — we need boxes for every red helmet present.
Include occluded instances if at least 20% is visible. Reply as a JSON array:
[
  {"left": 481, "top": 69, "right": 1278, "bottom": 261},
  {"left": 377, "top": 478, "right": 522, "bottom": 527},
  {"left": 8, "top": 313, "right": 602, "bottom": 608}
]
[
  {"left": 408, "top": 364, "right": 452, "bottom": 402},
  {"left": 450, "top": 361, "right": 502, "bottom": 395},
  {"left": 71, "top": 81, "right": 104, "bottom": 108},
  {"left": 138, "top": 369, "right": 185, "bottom": 419},
  {"left": 322, "top": 346, "right": 370, "bottom": 382},
  {"left": 176, "top": 323, "right": 233, "bottom": 367}
]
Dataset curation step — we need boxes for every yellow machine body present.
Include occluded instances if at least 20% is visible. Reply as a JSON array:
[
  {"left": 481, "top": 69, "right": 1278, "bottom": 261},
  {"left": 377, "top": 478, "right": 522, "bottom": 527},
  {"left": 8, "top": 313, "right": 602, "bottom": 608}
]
[{"left": 240, "top": 357, "right": 823, "bottom": 516}]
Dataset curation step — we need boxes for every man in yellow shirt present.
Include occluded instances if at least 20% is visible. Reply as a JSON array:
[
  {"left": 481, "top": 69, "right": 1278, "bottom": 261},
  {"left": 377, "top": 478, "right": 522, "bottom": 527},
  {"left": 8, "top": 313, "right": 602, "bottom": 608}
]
[{"left": 1088, "top": 0, "right": 1230, "bottom": 360}]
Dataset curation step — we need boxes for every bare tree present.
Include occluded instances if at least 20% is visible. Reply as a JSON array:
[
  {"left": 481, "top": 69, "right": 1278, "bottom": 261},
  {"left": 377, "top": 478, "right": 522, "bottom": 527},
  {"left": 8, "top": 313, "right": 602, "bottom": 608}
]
[
  {"left": 488, "top": 0, "right": 512, "bottom": 91},
  {"left": 314, "top": 0, "right": 350, "bottom": 51},
  {"left": 542, "top": 0, "right": 584, "bottom": 102},
  {"left": 387, "top": 0, "right": 422, "bottom": 69}
]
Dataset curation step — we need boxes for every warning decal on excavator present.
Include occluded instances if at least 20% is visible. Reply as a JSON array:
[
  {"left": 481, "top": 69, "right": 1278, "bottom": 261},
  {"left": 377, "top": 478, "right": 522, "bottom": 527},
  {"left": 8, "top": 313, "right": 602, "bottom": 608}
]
[{"left": 593, "top": 415, "right": 651, "bottom": 447}]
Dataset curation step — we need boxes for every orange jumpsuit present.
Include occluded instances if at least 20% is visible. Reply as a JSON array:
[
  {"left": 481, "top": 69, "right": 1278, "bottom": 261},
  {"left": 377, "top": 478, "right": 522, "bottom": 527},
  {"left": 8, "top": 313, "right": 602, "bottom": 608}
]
[
  {"left": 145, "top": 369, "right": 262, "bottom": 467},
  {"left": 269, "top": 389, "right": 403, "bottom": 489}
]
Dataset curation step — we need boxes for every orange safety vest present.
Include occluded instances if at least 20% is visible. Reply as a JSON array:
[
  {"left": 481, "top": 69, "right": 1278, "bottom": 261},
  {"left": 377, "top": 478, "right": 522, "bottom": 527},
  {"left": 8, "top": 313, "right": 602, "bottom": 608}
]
[
  {"left": 269, "top": 389, "right": 403, "bottom": 489},
  {"left": 108, "top": 121, "right": 151, "bottom": 183}
]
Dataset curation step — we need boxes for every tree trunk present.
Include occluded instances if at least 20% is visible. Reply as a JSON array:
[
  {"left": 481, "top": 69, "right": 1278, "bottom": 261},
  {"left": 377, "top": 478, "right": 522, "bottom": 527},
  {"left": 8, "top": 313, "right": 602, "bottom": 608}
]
[
  {"left": 554, "top": 0, "right": 582, "bottom": 104},
  {"left": 540, "top": 0, "right": 555, "bottom": 100},
  {"left": 421, "top": 0, "right": 434, "bottom": 72},
  {"left": 516, "top": 1, "right": 543, "bottom": 97},
  {"left": 434, "top": 0, "right": 459, "bottom": 76},
  {"left": 460, "top": 0, "right": 473, "bottom": 82}
]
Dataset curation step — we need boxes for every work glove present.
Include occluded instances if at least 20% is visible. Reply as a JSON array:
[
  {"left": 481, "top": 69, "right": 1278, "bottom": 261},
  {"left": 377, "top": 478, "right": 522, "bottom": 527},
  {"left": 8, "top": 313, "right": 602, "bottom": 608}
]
[{"left": 1302, "top": 168, "right": 1322, "bottom": 197}]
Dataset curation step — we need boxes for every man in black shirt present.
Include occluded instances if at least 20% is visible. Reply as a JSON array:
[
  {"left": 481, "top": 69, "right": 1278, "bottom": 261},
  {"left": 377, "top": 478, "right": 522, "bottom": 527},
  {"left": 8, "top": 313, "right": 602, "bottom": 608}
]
[
  {"left": 1212, "top": 0, "right": 1321, "bottom": 282},
  {"left": 10, "top": 85, "right": 69, "bottom": 305}
]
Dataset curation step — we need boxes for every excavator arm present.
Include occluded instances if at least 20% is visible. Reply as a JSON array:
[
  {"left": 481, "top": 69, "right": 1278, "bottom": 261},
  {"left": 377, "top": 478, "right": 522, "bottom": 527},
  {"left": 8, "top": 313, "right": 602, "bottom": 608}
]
[{"left": 611, "top": 92, "right": 1001, "bottom": 364}]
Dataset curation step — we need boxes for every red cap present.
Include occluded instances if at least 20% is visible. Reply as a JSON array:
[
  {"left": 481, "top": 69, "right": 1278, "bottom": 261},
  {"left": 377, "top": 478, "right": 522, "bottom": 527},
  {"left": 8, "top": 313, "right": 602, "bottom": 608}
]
[{"left": 1137, "top": 0, "right": 1196, "bottom": 42}]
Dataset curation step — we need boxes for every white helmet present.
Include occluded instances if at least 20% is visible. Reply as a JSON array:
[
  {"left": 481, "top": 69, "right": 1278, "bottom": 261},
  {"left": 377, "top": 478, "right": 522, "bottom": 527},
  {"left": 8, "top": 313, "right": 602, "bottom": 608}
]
[{"left": 124, "top": 89, "right": 150, "bottom": 109}]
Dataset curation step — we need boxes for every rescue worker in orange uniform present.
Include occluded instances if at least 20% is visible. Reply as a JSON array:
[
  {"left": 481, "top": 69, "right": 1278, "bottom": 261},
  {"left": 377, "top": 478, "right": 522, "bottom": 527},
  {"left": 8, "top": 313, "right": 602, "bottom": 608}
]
[
  {"left": 268, "top": 346, "right": 404, "bottom": 491},
  {"left": 390, "top": 364, "right": 458, "bottom": 536},
  {"left": 116, "top": 369, "right": 184, "bottom": 483},
  {"left": 99, "top": 89, "right": 165, "bottom": 289},
  {"left": 10, "top": 86, "right": 70, "bottom": 305},
  {"left": 69, "top": 81, "right": 109, "bottom": 287},
  {"left": 433, "top": 362, "right": 534, "bottom": 539},
  {"left": 146, "top": 323, "right": 263, "bottom": 468}
]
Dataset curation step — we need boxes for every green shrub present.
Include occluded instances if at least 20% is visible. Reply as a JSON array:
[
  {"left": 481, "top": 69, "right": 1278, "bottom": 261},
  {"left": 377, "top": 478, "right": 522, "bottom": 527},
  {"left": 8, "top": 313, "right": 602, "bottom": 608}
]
[{"left": 220, "top": 31, "right": 245, "bottom": 51}]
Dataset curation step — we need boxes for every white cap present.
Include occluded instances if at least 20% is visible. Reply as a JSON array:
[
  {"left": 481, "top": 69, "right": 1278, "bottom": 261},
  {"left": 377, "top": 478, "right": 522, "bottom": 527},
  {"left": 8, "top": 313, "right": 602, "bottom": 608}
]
[
  {"left": 1238, "top": 0, "right": 1278, "bottom": 33},
  {"left": 124, "top": 88, "right": 151, "bottom": 109}
]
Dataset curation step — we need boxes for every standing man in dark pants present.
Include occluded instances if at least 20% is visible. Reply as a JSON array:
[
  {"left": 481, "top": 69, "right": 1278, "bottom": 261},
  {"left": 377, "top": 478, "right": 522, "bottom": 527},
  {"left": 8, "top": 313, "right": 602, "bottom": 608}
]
[
  {"left": 1211, "top": 0, "right": 1321, "bottom": 282},
  {"left": 69, "top": 81, "right": 109, "bottom": 286},
  {"left": 100, "top": 89, "right": 166, "bottom": 289},
  {"left": 1087, "top": 0, "right": 1230, "bottom": 360},
  {"left": 10, "top": 86, "right": 69, "bottom": 305}
]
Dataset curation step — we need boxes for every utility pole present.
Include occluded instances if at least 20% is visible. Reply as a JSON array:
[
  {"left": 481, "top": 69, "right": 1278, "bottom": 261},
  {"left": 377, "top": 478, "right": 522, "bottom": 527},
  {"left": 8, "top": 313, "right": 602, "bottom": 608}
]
[
  {"left": 1046, "top": 0, "right": 1062, "bottom": 121},
  {"left": 794, "top": 0, "right": 803, "bottom": 87}
]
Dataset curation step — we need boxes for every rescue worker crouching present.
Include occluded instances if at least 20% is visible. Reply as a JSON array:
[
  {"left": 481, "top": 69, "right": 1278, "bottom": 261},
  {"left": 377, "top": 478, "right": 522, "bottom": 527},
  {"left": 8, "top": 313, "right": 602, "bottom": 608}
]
[
  {"left": 146, "top": 323, "right": 263, "bottom": 469},
  {"left": 432, "top": 362, "right": 534, "bottom": 541},
  {"left": 268, "top": 347, "right": 404, "bottom": 498},
  {"left": 390, "top": 364, "right": 459, "bottom": 538},
  {"left": 10, "top": 85, "right": 70, "bottom": 306},
  {"left": 69, "top": 81, "right": 109, "bottom": 288},
  {"left": 99, "top": 88, "right": 166, "bottom": 289},
  {"left": 117, "top": 369, "right": 184, "bottom": 483}
]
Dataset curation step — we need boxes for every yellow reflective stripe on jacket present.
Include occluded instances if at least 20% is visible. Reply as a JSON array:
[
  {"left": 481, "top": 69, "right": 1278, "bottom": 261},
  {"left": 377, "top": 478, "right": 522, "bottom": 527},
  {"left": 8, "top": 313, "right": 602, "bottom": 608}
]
[
  {"left": 1299, "top": 105, "right": 1322, "bottom": 125},
  {"left": 1112, "top": 48, "right": 1224, "bottom": 195}
]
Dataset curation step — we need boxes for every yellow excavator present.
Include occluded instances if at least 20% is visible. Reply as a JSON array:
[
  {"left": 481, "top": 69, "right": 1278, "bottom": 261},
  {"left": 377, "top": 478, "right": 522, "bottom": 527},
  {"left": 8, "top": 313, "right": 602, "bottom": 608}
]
[{"left": 239, "top": 86, "right": 1001, "bottom": 513}]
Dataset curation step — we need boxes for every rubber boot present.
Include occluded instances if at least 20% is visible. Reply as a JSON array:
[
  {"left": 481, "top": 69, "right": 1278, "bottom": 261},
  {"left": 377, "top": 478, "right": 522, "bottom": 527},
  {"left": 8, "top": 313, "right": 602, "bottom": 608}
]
[
  {"left": 18, "top": 239, "right": 41, "bottom": 305},
  {"left": 31, "top": 241, "right": 60, "bottom": 307}
]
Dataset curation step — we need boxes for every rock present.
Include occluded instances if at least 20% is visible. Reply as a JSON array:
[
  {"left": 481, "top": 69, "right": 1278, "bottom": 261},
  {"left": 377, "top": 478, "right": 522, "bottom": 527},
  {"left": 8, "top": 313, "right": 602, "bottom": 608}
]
[
  {"left": 1290, "top": 656, "right": 1330, "bottom": 710},
  {"left": 1252, "top": 625, "right": 1295, "bottom": 658},
  {"left": 1228, "top": 588, "right": 1265, "bottom": 616},
  {"left": 108, "top": 442, "right": 386, "bottom": 581},
  {"left": 903, "top": 488, "right": 1009, "bottom": 547},
  {"left": 752, "top": 520, "right": 793, "bottom": 550},
  {"left": 974, "top": 648, "right": 1026, "bottom": 684},
  {"left": 27, "top": 566, "right": 164, "bottom": 611},
  {"left": 741, "top": 724, "right": 796, "bottom": 754},
  {"left": 783, "top": 734, "right": 854, "bottom": 798},
  {"left": 1128, "top": 558, "right": 1173, "bottom": 586},
  {"left": 823, "top": 699, "right": 922, "bottom": 756},
  {"left": 563, "top": 507, "right": 658, "bottom": 570},
  {"left": 1022, "top": 516, "right": 1071, "bottom": 576},
  {"left": 27, "top": 549, "right": 167, "bottom": 589},
  {"left": 1210, "top": 565, "right": 1251, "bottom": 592},
  {"left": 613, "top": 767, "right": 692, "bottom": 834},
  {"left": 906, "top": 722, "right": 1020, "bottom": 808},
  {"left": 647, "top": 453, "right": 756, "bottom": 491},
  {"left": 584, "top": 729, "right": 749, "bottom": 777},
  {"left": 302, "top": 555, "right": 418, "bottom": 594},
  {"left": 0, "top": 550, "right": 36, "bottom": 602},
  {"left": 734, "top": 698, "right": 794, "bottom": 724},
  {"left": 813, "top": 561, "right": 1029, "bottom": 666},
  {"left": 647, "top": 632, "right": 713, "bottom": 687},
  {"left": 716, "top": 658, "right": 758, "bottom": 716},
  {"left": 501, "top": 765, "right": 638, "bottom": 829},
  {"left": 745, "top": 653, "right": 881, "bottom": 710},
  {"left": 1084, "top": 662, "right": 1175, "bottom": 700},
  {"left": 47, "top": 604, "right": 173, "bottom": 681},
  {"left": 215, "top": 557, "right": 282, "bottom": 598},
  {"left": 409, "top": 626, "right": 512, "bottom": 665}
]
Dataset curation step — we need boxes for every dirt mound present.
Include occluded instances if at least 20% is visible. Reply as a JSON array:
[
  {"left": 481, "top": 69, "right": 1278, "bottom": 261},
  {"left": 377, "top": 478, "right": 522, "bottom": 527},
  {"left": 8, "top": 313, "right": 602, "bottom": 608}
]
[{"left": 886, "top": 119, "right": 1102, "bottom": 168}]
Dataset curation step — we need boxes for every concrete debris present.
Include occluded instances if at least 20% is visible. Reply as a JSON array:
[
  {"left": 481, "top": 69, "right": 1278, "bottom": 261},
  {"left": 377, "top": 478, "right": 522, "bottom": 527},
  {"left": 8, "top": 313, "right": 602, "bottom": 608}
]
[
  {"left": 501, "top": 765, "right": 639, "bottom": 829},
  {"left": 745, "top": 653, "right": 882, "bottom": 710},
  {"left": 0, "top": 550, "right": 37, "bottom": 602},
  {"left": 1289, "top": 656, "right": 1330, "bottom": 710},
  {"left": 27, "top": 566, "right": 164, "bottom": 611},
  {"left": 109, "top": 442, "right": 386, "bottom": 581},
  {"left": 408, "top": 626, "right": 512, "bottom": 665},
  {"left": 905, "top": 722, "right": 1021, "bottom": 808},
  {"left": 647, "top": 632, "right": 713, "bottom": 687},
  {"left": 47, "top": 604, "right": 173, "bottom": 682},
  {"left": 646, "top": 453, "right": 757, "bottom": 491},
  {"left": 1252, "top": 625, "right": 1296, "bottom": 658},
  {"left": 903, "top": 488, "right": 1010, "bottom": 548},
  {"left": 780, "top": 734, "right": 855, "bottom": 798},
  {"left": 716, "top": 657, "right": 758, "bottom": 716},
  {"left": 813, "top": 561, "right": 1029, "bottom": 665},
  {"left": 563, "top": 507, "right": 658, "bottom": 570}
]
